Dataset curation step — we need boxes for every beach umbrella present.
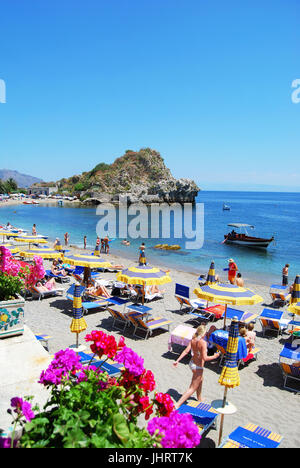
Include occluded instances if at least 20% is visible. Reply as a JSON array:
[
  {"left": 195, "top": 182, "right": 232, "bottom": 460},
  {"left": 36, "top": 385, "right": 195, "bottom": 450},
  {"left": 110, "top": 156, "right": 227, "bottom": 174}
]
[
  {"left": 62, "top": 253, "right": 112, "bottom": 285},
  {"left": 70, "top": 283, "right": 87, "bottom": 350},
  {"left": 19, "top": 248, "right": 63, "bottom": 260},
  {"left": 215, "top": 316, "right": 240, "bottom": 445},
  {"left": 62, "top": 253, "right": 112, "bottom": 269},
  {"left": 206, "top": 261, "right": 216, "bottom": 285},
  {"left": 288, "top": 302, "right": 300, "bottom": 316},
  {"left": 14, "top": 236, "right": 48, "bottom": 249},
  {"left": 116, "top": 265, "right": 172, "bottom": 304},
  {"left": 193, "top": 283, "right": 263, "bottom": 327},
  {"left": 290, "top": 275, "right": 300, "bottom": 305}
]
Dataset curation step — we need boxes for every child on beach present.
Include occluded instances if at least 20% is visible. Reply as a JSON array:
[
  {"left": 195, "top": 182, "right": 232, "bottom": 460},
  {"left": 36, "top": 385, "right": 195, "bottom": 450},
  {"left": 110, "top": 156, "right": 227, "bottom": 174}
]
[
  {"left": 282, "top": 264, "right": 290, "bottom": 286},
  {"left": 235, "top": 272, "right": 244, "bottom": 287},
  {"left": 172, "top": 325, "right": 220, "bottom": 408}
]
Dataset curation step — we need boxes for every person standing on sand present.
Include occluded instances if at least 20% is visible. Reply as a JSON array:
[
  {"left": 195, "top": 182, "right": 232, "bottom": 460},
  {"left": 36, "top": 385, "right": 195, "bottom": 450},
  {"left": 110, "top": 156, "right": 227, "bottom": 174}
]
[
  {"left": 226, "top": 258, "right": 238, "bottom": 284},
  {"left": 83, "top": 236, "right": 87, "bottom": 249},
  {"left": 172, "top": 325, "right": 220, "bottom": 409},
  {"left": 139, "top": 242, "right": 146, "bottom": 266},
  {"left": 32, "top": 224, "right": 37, "bottom": 236},
  {"left": 64, "top": 232, "right": 69, "bottom": 246},
  {"left": 282, "top": 264, "right": 289, "bottom": 286}
]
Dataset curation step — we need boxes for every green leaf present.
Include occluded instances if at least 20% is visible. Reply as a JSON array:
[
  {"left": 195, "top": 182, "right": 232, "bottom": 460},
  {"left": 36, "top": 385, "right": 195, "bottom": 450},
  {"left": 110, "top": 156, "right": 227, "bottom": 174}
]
[{"left": 112, "top": 414, "right": 130, "bottom": 444}]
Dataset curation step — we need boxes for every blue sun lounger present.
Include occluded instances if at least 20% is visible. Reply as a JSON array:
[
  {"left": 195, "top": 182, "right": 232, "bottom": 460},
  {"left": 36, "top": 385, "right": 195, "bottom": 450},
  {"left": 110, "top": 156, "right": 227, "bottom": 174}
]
[
  {"left": 78, "top": 351, "right": 123, "bottom": 377},
  {"left": 177, "top": 401, "right": 219, "bottom": 435},
  {"left": 218, "top": 423, "right": 283, "bottom": 448}
]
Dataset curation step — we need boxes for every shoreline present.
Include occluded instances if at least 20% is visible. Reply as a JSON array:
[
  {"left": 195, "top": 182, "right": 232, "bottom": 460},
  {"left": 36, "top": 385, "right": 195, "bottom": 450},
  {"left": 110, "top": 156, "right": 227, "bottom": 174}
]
[{"left": 0, "top": 198, "right": 293, "bottom": 288}]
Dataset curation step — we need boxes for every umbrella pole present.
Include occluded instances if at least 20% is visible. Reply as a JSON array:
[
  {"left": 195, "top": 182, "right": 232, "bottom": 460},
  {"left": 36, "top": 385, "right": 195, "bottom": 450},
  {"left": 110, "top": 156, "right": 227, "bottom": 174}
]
[
  {"left": 218, "top": 387, "right": 228, "bottom": 445},
  {"left": 223, "top": 304, "right": 228, "bottom": 329}
]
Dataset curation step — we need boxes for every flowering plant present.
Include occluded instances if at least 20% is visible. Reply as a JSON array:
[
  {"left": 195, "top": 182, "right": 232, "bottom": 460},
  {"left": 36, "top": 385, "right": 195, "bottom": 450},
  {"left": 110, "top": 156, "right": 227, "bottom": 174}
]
[
  {"left": 1, "top": 331, "right": 201, "bottom": 448},
  {"left": 0, "top": 246, "right": 45, "bottom": 300}
]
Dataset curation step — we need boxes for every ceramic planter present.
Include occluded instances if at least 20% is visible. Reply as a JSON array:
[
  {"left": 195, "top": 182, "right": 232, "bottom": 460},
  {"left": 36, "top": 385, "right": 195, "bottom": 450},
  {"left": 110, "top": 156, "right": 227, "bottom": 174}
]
[{"left": 0, "top": 295, "right": 25, "bottom": 339}]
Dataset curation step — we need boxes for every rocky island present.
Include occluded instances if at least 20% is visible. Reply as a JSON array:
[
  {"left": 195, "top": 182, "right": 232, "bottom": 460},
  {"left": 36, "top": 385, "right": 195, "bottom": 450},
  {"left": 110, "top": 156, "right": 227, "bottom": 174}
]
[{"left": 51, "top": 148, "right": 200, "bottom": 205}]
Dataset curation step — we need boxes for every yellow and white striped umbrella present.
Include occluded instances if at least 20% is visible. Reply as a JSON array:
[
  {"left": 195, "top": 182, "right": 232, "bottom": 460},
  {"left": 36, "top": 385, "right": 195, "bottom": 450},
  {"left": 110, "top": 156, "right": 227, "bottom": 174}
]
[
  {"left": 62, "top": 253, "right": 112, "bottom": 269},
  {"left": 19, "top": 248, "right": 63, "bottom": 260},
  {"left": 116, "top": 265, "right": 172, "bottom": 286}
]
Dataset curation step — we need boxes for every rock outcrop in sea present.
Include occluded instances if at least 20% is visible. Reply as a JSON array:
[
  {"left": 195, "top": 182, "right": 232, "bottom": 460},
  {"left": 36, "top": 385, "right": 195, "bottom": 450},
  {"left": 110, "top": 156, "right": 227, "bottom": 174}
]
[{"left": 56, "top": 148, "right": 200, "bottom": 205}]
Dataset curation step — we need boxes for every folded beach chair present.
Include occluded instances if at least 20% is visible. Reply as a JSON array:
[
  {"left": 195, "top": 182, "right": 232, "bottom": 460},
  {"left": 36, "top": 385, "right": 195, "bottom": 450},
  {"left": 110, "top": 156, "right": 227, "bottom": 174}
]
[
  {"left": 218, "top": 423, "right": 283, "bottom": 448},
  {"left": 259, "top": 309, "right": 289, "bottom": 337},
  {"left": 269, "top": 284, "right": 291, "bottom": 307},
  {"left": 78, "top": 351, "right": 122, "bottom": 377},
  {"left": 45, "top": 269, "right": 70, "bottom": 283},
  {"left": 127, "top": 313, "right": 173, "bottom": 340},
  {"left": 177, "top": 401, "right": 219, "bottom": 436},
  {"left": 174, "top": 283, "right": 207, "bottom": 313},
  {"left": 29, "top": 284, "right": 64, "bottom": 301}
]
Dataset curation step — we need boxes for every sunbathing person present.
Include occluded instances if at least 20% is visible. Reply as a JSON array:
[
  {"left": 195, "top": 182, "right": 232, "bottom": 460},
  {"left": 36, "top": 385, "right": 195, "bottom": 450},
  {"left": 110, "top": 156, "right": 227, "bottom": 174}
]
[
  {"left": 35, "top": 278, "right": 56, "bottom": 292},
  {"left": 87, "top": 284, "right": 111, "bottom": 298},
  {"left": 147, "top": 285, "right": 166, "bottom": 294},
  {"left": 51, "top": 260, "right": 68, "bottom": 277}
]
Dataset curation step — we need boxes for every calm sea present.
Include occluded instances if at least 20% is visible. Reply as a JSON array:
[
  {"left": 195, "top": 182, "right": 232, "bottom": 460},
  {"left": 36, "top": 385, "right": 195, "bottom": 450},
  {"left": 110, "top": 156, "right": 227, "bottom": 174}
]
[{"left": 1, "top": 191, "right": 299, "bottom": 286}]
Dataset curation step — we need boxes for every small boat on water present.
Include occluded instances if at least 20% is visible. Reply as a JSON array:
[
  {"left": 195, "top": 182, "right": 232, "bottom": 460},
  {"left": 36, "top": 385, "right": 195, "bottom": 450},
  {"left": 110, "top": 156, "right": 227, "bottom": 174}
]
[
  {"left": 223, "top": 203, "right": 230, "bottom": 211},
  {"left": 223, "top": 223, "right": 274, "bottom": 249}
]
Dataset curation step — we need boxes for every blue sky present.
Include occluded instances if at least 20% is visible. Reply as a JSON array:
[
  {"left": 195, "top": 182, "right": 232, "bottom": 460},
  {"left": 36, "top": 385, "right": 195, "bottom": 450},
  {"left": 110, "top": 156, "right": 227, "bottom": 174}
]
[{"left": 0, "top": 0, "right": 299, "bottom": 191}]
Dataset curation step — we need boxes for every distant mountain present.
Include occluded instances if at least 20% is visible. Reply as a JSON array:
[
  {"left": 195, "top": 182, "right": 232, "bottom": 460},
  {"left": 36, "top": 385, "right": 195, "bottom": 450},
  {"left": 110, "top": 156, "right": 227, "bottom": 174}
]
[{"left": 0, "top": 169, "right": 43, "bottom": 188}]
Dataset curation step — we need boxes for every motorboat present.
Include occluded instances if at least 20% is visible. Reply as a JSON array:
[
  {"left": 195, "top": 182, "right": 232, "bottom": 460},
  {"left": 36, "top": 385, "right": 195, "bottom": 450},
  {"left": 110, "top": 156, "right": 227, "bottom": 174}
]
[
  {"left": 223, "top": 204, "right": 230, "bottom": 211},
  {"left": 223, "top": 223, "right": 274, "bottom": 249}
]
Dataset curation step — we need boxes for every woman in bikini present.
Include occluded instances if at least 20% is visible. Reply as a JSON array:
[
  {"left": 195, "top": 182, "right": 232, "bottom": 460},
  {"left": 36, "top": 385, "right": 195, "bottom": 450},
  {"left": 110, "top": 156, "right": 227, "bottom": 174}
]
[{"left": 173, "top": 325, "right": 220, "bottom": 409}]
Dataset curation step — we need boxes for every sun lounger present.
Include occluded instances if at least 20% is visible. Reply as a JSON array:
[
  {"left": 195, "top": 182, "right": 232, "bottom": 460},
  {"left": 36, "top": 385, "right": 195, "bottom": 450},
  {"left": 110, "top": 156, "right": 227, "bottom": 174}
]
[
  {"left": 177, "top": 401, "right": 219, "bottom": 435},
  {"left": 78, "top": 351, "right": 122, "bottom": 377},
  {"left": 279, "top": 342, "right": 300, "bottom": 391},
  {"left": 82, "top": 299, "right": 108, "bottom": 314},
  {"left": 66, "top": 284, "right": 86, "bottom": 301},
  {"left": 174, "top": 283, "right": 207, "bottom": 313},
  {"left": 35, "top": 334, "right": 52, "bottom": 350},
  {"left": 218, "top": 423, "right": 283, "bottom": 448},
  {"left": 29, "top": 284, "right": 64, "bottom": 301},
  {"left": 202, "top": 304, "right": 226, "bottom": 320},
  {"left": 127, "top": 313, "right": 173, "bottom": 339},
  {"left": 259, "top": 309, "right": 289, "bottom": 337},
  {"left": 107, "top": 307, "right": 129, "bottom": 330},
  {"left": 45, "top": 269, "right": 70, "bottom": 283},
  {"left": 269, "top": 284, "right": 291, "bottom": 307},
  {"left": 144, "top": 286, "right": 164, "bottom": 303},
  {"left": 226, "top": 307, "right": 258, "bottom": 324}
]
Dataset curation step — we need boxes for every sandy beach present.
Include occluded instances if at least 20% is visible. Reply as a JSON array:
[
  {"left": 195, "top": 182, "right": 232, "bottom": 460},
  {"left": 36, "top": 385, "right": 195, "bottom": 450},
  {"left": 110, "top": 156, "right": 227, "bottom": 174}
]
[{"left": 7, "top": 242, "right": 298, "bottom": 449}]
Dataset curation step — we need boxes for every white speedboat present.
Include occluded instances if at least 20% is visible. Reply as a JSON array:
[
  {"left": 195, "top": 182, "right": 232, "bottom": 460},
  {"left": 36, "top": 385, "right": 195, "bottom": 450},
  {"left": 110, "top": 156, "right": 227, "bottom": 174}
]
[{"left": 223, "top": 223, "right": 274, "bottom": 249}]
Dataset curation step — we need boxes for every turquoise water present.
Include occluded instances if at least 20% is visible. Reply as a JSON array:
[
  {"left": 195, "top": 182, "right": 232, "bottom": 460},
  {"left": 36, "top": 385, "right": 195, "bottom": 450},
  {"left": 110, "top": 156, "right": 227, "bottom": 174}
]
[{"left": 1, "top": 191, "right": 299, "bottom": 286}]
